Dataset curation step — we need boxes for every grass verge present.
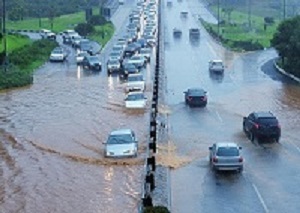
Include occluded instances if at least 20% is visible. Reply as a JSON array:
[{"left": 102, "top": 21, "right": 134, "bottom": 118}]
[
  {"left": 201, "top": 6, "right": 280, "bottom": 51},
  {"left": 0, "top": 34, "right": 32, "bottom": 53}
]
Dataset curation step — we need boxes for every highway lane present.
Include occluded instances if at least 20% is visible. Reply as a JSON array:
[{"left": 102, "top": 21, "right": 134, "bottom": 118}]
[
  {"left": 0, "top": 0, "right": 156, "bottom": 212},
  {"left": 163, "top": 0, "right": 300, "bottom": 212}
]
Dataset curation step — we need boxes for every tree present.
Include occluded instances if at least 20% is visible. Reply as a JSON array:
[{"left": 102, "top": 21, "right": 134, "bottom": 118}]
[{"left": 271, "top": 15, "right": 300, "bottom": 77}]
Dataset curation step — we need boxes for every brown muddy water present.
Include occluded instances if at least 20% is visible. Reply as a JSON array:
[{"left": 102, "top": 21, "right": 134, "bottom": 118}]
[{"left": 0, "top": 60, "right": 156, "bottom": 213}]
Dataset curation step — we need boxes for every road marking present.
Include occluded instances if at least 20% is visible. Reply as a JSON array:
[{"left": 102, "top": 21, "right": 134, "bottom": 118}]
[
  {"left": 215, "top": 111, "right": 223, "bottom": 122},
  {"left": 252, "top": 183, "right": 269, "bottom": 213}
]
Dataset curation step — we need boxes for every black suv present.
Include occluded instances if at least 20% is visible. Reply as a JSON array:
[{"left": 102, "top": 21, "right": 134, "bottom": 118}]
[
  {"left": 243, "top": 111, "right": 281, "bottom": 143},
  {"left": 184, "top": 88, "right": 207, "bottom": 107}
]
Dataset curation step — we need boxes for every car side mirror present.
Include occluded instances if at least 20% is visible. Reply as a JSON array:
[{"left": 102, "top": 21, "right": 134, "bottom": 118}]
[
  {"left": 239, "top": 147, "right": 242, "bottom": 150},
  {"left": 209, "top": 147, "right": 212, "bottom": 150},
  {"left": 183, "top": 91, "right": 187, "bottom": 94}
]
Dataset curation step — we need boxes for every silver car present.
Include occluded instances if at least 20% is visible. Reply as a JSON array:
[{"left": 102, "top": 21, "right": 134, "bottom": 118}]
[
  {"left": 103, "top": 129, "right": 138, "bottom": 158},
  {"left": 209, "top": 142, "right": 243, "bottom": 172}
]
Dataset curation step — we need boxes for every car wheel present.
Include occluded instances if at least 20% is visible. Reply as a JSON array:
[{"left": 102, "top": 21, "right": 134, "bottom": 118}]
[
  {"left": 238, "top": 166, "right": 243, "bottom": 173},
  {"left": 249, "top": 132, "right": 255, "bottom": 142},
  {"left": 243, "top": 123, "right": 247, "bottom": 133}
]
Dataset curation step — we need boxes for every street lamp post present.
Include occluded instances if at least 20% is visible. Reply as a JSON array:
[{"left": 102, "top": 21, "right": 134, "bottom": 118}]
[
  {"left": 217, "top": 0, "right": 220, "bottom": 36},
  {"left": 2, "top": 0, "right": 7, "bottom": 72}
]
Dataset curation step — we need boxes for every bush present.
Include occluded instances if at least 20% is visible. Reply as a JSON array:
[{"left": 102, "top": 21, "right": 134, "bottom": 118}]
[
  {"left": 0, "top": 39, "right": 57, "bottom": 90},
  {"left": 75, "top": 23, "right": 95, "bottom": 36},
  {"left": 88, "top": 15, "right": 108, "bottom": 26},
  {"left": 144, "top": 206, "right": 170, "bottom": 213}
]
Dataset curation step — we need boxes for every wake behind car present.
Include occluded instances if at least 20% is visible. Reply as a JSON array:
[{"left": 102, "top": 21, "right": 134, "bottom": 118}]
[
  {"left": 209, "top": 142, "right": 243, "bottom": 172},
  {"left": 243, "top": 111, "right": 281, "bottom": 143},
  {"left": 184, "top": 88, "right": 207, "bottom": 107},
  {"left": 103, "top": 129, "right": 138, "bottom": 158},
  {"left": 81, "top": 55, "right": 102, "bottom": 71},
  {"left": 49, "top": 47, "right": 68, "bottom": 62},
  {"left": 125, "top": 91, "right": 147, "bottom": 109},
  {"left": 209, "top": 60, "right": 225, "bottom": 74}
]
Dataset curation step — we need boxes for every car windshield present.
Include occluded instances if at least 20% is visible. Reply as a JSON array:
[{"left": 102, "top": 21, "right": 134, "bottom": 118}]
[
  {"left": 131, "top": 56, "right": 141, "bottom": 60},
  {"left": 110, "top": 52, "right": 120, "bottom": 57},
  {"left": 128, "top": 75, "right": 143, "bottom": 81},
  {"left": 212, "top": 61, "right": 223, "bottom": 66},
  {"left": 52, "top": 49, "right": 63, "bottom": 54},
  {"left": 107, "top": 134, "right": 133, "bottom": 144},
  {"left": 89, "top": 57, "right": 99, "bottom": 62},
  {"left": 109, "top": 60, "right": 119, "bottom": 65},
  {"left": 127, "top": 93, "right": 144, "bottom": 101},
  {"left": 217, "top": 147, "right": 239, "bottom": 156}
]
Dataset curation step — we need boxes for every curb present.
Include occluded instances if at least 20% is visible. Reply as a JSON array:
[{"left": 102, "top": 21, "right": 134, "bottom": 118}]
[{"left": 273, "top": 59, "right": 300, "bottom": 83}]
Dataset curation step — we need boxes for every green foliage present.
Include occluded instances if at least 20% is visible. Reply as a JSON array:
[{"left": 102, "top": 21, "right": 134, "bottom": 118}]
[
  {"left": 74, "top": 23, "right": 95, "bottom": 36},
  {"left": 144, "top": 206, "right": 170, "bottom": 213},
  {"left": 0, "top": 39, "right": 57, "bottom": 90},
  {"left": 88, "top": 15, "right": 108, "bottom": 26},
  {"left": 272, "top": 15, "right": 300, "bottom": 78}
]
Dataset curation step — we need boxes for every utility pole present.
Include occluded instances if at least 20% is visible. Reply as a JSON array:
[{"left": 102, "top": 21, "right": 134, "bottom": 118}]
[
  {"left": 217, "top": 0, "right": 220, "bottom": 36},
  {"left": 2, "top": 0, "right": 7, "bottom": 72},
  {"left": 248, "top": 0, "right": 252, "bottom": 29},
  {"left": 283, "top": 0, "right": 286, "bottom": 20}
]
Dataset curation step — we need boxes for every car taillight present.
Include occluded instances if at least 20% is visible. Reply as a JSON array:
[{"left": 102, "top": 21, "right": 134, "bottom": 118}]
[
  {"left": 239, "top": 157, "right": 243, "bottom": 162},
  {"left": 254, "top": 123, "right": 259, "bottom": 129},
  {"left": 212, "top": 157, "right": 218, "bottom": 163},
  {"left": 202, "top": 96, "right": 207, "bottom": 101},
  {"left": 277, "top": 124, "right": 281, "bottom": 129},
  {"left": 188, "top": 96, "right": 192, "bottom": 101}
]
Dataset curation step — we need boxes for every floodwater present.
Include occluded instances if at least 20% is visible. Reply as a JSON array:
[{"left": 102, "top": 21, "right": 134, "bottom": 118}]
[
  {"left": 162, "top": 0, "right": 300, "bottom": 212},
  {"left": 0, "top": 1, "right": 157, "bottom": 213}
]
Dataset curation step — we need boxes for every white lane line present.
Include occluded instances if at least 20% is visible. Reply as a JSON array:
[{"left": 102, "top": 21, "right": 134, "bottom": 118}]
[
  {"left": 252, "top": 183, "right": 269, "bottom": 213},
  {"left": 215, "top": 110, "right": 223, "bottom": 122}
]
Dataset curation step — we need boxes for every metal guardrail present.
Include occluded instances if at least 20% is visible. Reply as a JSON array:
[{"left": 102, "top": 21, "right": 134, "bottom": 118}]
[{"left": 139, "top": 0, "right": 163, "bottom": 212}]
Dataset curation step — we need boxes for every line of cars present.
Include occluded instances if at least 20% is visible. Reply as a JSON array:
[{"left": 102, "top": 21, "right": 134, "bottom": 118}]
[
  {"left": 182, "top": 62, "right": 280, "bottom": 173},
  {"left": 102, "top": 0, "right": 159, "bottom": 159}
]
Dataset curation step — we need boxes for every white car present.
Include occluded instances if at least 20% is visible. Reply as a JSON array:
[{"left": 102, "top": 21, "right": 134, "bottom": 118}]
[
  {"left": 139, "top": 48, "right": 152, "bottom": 62},
  {"left": 107, "top": 59, "right": 121, "bottom": 74},
  {"left": 127, "top": 55, "right": 146, "bottom": 69},
  {"left": 125, "top": 91, "right": 147, "bottom": 109},
  {"left": 103, "top": 129, "right": 138, "bottom": 158},
  {"left": 49, "top": 47, "right": 67, "bottom": 62},
  {"left": 40, "top": 29, "right": 56, "bottom": 40},
  {"left": 76, "top": 52, "right": 89, "bottom": 65},
  {"left": 209, "top": 60, "right": 225, "bottom": 74},
  {"left": 126, "top": 73, "right": 145, "bottom": 92}
]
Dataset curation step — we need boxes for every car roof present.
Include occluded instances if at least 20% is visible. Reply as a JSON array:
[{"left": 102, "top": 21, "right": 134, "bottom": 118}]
[
  {"left": 110, "top": 129, "right": 133, "bottom": 135},
  {"left": 211, "top": 59, "right": 223, "bottom": 63},
  {"left": 253, "top": 111, "right": 276, "bottom": 118},
  {"left": 128, "top": 73, "right": 143, "bottom": 77},
  {"left": 215, "top": 142, "right": 239, "bottom": 148}
]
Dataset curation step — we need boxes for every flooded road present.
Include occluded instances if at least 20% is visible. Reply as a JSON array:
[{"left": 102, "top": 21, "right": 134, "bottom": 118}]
[
  {"left": 0, "top": 0, "right": 155, "bottom": 212},
  {"left": 163, "top": 0, "right": 300, "bottom": 212}
]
